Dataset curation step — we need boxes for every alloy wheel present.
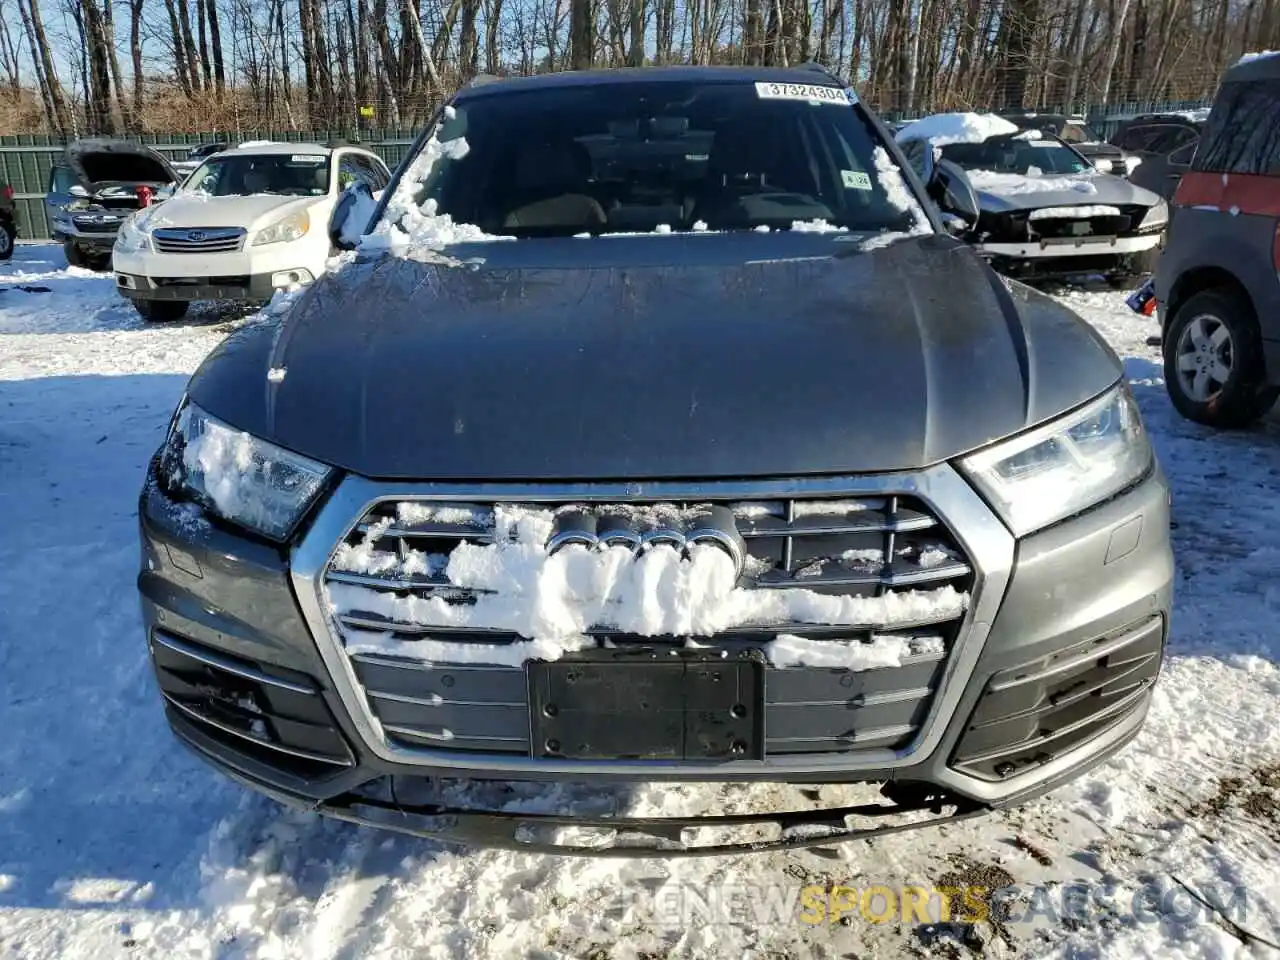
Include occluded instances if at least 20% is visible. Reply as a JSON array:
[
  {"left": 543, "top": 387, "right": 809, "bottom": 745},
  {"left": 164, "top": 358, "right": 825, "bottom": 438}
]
[{"left": 1175, "top": 313, "right": 1234, "bottom": 402}]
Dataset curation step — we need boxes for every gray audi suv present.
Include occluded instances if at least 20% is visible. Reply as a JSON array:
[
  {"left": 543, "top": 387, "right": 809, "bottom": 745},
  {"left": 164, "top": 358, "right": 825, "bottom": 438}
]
[{"left": 138, "top": 66, "right": 1173, "bottom": 855}]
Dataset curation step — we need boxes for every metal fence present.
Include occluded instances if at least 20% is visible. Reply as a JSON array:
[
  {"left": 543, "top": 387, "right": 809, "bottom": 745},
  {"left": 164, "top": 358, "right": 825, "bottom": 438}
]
[
  {"left": 0, "top": 129, "right": 421, "bottom": 241},
  {"left": 1, "top": 97, "right": 1214, "bottom": 243}
]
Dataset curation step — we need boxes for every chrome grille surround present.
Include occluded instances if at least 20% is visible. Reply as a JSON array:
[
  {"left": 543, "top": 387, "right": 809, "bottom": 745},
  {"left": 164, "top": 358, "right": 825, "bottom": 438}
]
[
  {"left": 292, "top": 467, "right": 1016, "bottom": 775},
  {"left": 152, "top": 226, "right": 246, "bottom": 254}
]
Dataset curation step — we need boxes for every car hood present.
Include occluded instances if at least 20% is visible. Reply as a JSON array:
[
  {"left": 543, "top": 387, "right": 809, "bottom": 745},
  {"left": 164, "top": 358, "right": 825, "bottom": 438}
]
[
  {"left": 144, "top": 192, "right": 322, "bottom": 231},
  {"left": 187, "top": 234, "right": 1122, "bottom": 480},
  {"left": 65, "top": 138, "right": 177, "bottom": 187},
  {"left": 972, "top": 170, "right": 1160, "bottom": 213}
]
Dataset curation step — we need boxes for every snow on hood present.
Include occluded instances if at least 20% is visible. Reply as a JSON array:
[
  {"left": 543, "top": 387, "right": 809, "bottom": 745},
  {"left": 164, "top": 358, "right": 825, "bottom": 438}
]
[
  {"left": 142, "top": 191, "right": 323, "bottom": 232},
  {"left": 967, "top": 167, "right": 1161, "bottom": 213},
  {"left": 969, "top": 170, "right": 1101, "bottom": 196},
  {"left": 895, "top": 112, "right": 1020, "bottom": 146}
]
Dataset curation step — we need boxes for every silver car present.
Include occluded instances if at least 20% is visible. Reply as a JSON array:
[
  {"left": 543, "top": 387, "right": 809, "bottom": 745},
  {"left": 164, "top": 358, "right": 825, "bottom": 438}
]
[{"left": 898, "top": 113, "right": 1168, "bottom": 282}]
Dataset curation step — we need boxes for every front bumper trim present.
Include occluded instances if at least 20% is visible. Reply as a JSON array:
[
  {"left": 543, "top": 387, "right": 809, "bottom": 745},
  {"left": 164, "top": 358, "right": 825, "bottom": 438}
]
[
  {"left": 978, "top": 233, "right": 1161, "bottom": 259},
  {"left": 309, "top": 786, "right": 987, "bottom": 858}
]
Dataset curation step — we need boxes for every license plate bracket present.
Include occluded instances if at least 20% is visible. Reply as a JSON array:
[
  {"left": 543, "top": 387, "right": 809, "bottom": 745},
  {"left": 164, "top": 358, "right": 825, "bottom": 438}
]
[{"left": 527, "top": 654, "right": 764, "bottom": 761}]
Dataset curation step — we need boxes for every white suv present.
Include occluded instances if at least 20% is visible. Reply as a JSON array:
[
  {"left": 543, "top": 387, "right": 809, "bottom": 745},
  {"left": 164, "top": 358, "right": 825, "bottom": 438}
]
[{"left": 113, "top": 142, "right": 390, "bottom": 321}]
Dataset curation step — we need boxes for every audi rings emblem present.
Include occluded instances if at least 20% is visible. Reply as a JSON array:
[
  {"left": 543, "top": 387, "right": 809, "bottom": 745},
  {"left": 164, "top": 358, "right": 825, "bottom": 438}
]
[{"left": 545, "top": 505, "right": 747, "bottom": 577}]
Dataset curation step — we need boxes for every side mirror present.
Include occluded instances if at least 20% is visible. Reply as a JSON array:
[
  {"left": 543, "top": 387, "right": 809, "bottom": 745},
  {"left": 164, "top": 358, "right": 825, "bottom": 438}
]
[
  {"left": 330, "top": 182, "right": 374, "bottom": 251},
  {"left": 930, "top": 159, "right": 980, "bottom": 227}
]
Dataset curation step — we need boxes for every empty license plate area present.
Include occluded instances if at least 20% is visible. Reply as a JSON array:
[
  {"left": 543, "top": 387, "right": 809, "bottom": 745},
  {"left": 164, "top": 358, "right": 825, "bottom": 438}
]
[{"left": 527, "top": 656, "right": 764, "bottom": 761}]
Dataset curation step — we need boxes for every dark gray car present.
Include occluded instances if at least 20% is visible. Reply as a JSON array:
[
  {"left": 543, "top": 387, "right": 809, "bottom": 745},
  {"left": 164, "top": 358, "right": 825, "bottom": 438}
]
[
  {"left": 1155, "top": 55, "right": 1280, "bottom": 427},
  {"left": 46, "top": 139, "right": 178, "bottom": 270},
  {"left": 138, "top": 66, "right": 1173, "bottom": 856}
]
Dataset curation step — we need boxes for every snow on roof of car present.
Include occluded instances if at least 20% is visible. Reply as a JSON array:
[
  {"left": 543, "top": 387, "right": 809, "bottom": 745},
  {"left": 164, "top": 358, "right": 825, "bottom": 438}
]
[
  {"left": 233, "top": 141, "right": 331, "bottom": 156},
  {"left": 1236, "top": 50, "right": 1279, "bottom": 65},
  {"left": 895, "top": 112, "right": 1021, "bottom": 145}
]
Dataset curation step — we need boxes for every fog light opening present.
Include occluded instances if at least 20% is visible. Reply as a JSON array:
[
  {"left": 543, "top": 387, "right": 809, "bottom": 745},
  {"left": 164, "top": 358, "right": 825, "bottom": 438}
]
[{"left": 272, "top": 269, "right": 314, "bottom": 288}]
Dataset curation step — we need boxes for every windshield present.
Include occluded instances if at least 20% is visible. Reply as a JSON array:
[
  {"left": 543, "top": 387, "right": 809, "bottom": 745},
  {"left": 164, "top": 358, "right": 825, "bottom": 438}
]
[
  {"left": 940, "top": 136, "right": 1091, "bottom": 175},
  {"left": 183, "top": 153, "right": 332, "bottom": 197},
  {"left": 393, "top": 80, "right": 925, "bottom": 237}
]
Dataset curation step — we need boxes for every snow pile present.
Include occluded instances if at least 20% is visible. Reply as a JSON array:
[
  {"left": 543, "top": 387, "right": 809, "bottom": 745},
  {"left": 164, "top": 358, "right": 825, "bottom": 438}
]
[
  {"left": 968, "top": 169, "right": 1100, "bottom": 195},
  {"left": 1236, "top": 50, "right": 1279, "bottom": 65},
  {"left": 789, "top": 219, "right": 844, "bottom": 233},
  {"left": 895, "top": 112, "right": 1020, "bottom": 146},
  {"left": 766, "top": 632, "right": 944, "bottom": 669},
  {"left": 359, "top": 124, "right": 511, "bottom": 259},
  {"left": 872, "top": 146, "right": 933, "bottom": 233},
  {"left": 327, "top": 506, "right": 968, "bottom": 666},
  {"left": 1028, "top": 204, "right": 1122, "bottom": 220}
]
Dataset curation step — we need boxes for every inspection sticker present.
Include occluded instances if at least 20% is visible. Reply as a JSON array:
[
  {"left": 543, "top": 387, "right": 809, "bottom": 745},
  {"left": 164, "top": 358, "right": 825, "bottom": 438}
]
[
  {"left": 841, "top": 170, "right": 872, "bottom": 190},
  {"left": 754, "top": 82, "right": 848, "bottom": 105}
]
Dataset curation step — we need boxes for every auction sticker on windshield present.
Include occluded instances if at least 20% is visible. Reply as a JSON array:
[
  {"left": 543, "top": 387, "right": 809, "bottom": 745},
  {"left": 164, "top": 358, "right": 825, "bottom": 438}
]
[{"left": 754, "top": 82, "right": 848, "bottom": 105}]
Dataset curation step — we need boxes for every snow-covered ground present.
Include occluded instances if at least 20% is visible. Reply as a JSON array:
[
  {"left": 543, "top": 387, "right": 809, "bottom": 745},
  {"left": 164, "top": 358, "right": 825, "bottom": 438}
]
[{"left": 2, "top": 244, "right": 1279, "bottom": 959}]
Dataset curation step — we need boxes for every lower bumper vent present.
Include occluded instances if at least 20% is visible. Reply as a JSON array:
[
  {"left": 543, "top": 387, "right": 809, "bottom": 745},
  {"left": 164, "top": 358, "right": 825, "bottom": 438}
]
[
  {"left": 150, "top": 631, "right": 354, "bottom": 779},
  {"left": 950, "top": 615, "right": 1164, "bottom": 781}
]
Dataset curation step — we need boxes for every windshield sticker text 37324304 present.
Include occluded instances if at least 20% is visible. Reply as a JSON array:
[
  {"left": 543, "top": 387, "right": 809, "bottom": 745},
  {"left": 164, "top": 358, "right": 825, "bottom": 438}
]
[{"left": 754, "top": 82, "right": 853, "bottom": 105}]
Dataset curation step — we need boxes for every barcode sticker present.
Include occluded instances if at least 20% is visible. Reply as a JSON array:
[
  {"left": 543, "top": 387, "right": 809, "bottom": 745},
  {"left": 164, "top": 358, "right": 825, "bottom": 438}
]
[{"left": 754, "top": 82, "right": 849, "bottom": 105}]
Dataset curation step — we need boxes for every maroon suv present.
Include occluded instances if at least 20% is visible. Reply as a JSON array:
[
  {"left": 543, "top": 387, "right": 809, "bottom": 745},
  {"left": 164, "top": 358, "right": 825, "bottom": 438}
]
[{"left": 1156, "top": 52, "right": 1280, "bottom": 427}]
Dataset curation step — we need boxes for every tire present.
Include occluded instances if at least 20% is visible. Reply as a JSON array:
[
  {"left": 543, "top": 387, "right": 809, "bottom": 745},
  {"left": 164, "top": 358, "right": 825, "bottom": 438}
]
[
  {"left": 63, "top": 239, "right": 86, "bottom": 268},
  {"left": 86, "top": 252, "right": 112, "bottom": 272},
  {"left": 133, "top": 299, "right": 190, "bottom": 323},
  {"left": 1163, "top": 288, "right": 1279, "bottom": 428},
  {"left": 0, "top": 221, "right": 14, "bottom": 261}
]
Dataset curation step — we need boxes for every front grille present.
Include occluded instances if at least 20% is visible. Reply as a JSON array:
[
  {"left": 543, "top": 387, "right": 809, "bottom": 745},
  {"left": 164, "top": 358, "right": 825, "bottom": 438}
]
[
  {"left": 950, "top": 615, "right": 1164, "bottom": 781},
  {"left": 152, "top": 226, "right": 246, "bottom": 254},
  {"left": 150, "top": 630, "right": 354, "bottom": 779},
  {"left": 72, "top": 214, "right": 122, "bottom": 234},
  {"left": 321, "top": 491, "right": 975, "bottom": 760},
  {"left": 985, "top": 204, "right": 1150, "bottom": 242}
]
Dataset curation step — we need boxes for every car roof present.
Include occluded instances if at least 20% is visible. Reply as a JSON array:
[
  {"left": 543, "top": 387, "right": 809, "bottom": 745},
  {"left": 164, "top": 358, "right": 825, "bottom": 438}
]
[
  {"left": 453, "top": 65, "right": 846, "bottom": 101},
  {"left": 229, "top": 142, "right": 332, "bottom": 157},
  {"left": 1225, "top": 51, "right": 1280, "bottom": 83}
]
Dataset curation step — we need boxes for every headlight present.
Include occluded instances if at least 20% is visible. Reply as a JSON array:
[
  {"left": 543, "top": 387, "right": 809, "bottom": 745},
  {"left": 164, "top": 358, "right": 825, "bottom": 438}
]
[
  {"left": 1138, "top": 199, "right": 1169, "bottom": 234},
  {"left": 158, "top": 400, "right": 332, "bottom": 540},
  {"left": 114, "top": 218, "right": 150, "bottom": 254},
  {"left": 1093, "top": 158, "right": 1114, "bottom": 174},
  {"left": 958, "top": 386, "right": 1152, "bottom": 537},
  {"left": 253, "top": 210, "right": 310, "bottom": 246}
]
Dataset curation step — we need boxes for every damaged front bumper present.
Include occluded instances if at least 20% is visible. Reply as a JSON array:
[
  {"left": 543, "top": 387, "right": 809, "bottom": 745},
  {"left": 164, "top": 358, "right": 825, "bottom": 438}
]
[{"left": 138, "top": 459, "right": 1174, "bottom": 855}]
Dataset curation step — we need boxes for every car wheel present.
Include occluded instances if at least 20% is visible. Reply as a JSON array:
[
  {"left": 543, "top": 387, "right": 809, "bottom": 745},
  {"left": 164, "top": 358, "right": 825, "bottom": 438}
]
[
  {"left": 87, "top": 253, "right": 112, "bottom": 272},
  {"left": 1163, "top": 289, "right": 1279, "bottom": 427},
  {"left": 63, "top": 240, "right": 86, "bottom": 268},
  {"left": 133, "top": 299, "right": 190, "bottom": 323},
  {"left": 0, "top": 221, "right": 14, "bottom": 261}
]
